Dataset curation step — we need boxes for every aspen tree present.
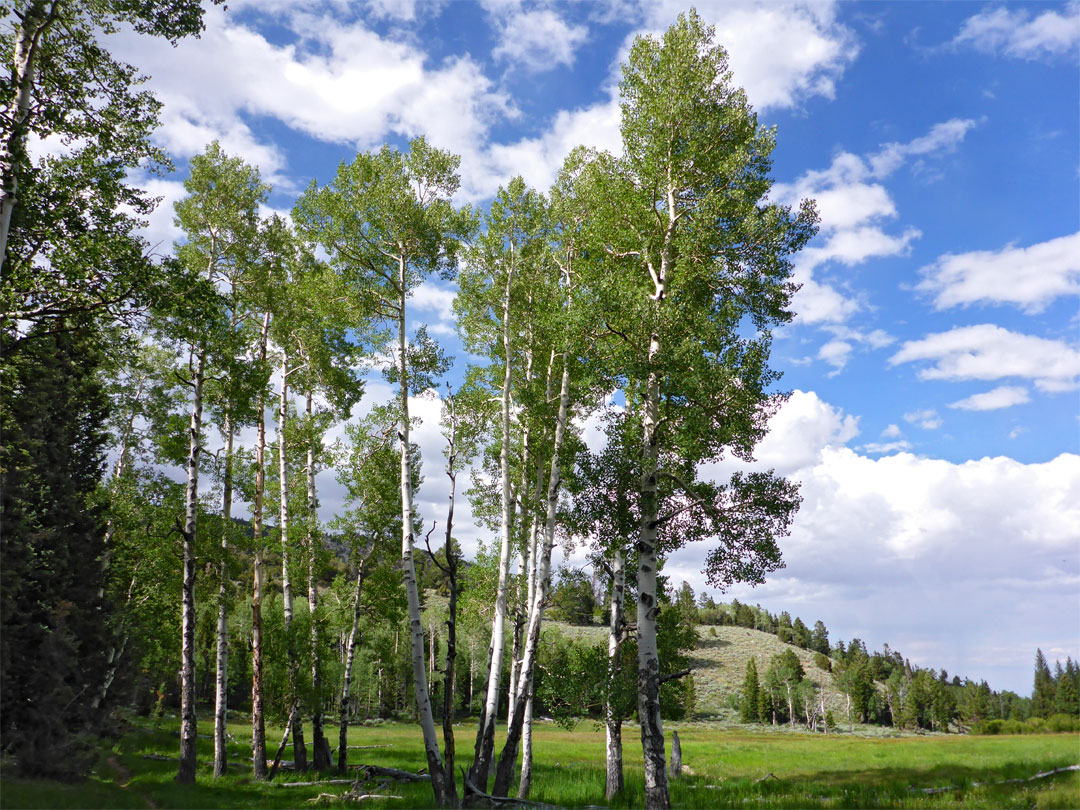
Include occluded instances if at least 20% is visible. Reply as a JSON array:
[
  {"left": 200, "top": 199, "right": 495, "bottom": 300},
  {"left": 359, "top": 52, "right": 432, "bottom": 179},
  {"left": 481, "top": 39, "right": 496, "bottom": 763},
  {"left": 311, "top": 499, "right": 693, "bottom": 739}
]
[
  {"left": 294, "top": 136, "right": 472, "bottom": 807},
  {"left": 584, "top": 13, "right": 816, "bottom": 807},
  {"left": 171, "top": 142, "right": 266, "bottom": 784}
]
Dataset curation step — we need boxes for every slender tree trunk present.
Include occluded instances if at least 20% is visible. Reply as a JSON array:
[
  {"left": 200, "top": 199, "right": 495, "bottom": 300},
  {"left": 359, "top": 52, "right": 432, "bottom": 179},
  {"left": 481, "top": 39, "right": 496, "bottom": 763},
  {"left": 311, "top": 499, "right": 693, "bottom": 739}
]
[
  {"left": 470, "top": 263, "right": 517, "bottom": 792},
  {"left": 439, "top": 398, "right": 460, "bottom": 787},
  {"left": 637, "top": 331, "right": 669, "bottom": 810},
  {"left": 669, "top": 731, "right": 682, "bottom": 779},
  {"left": 279, "top": 353, "right": 307, "bottom": 771},
  {"left": 492, "top": 355, "right": 571, "bottom": 797},
  {"left": 605, "top": 547, "right": 626, "bottom": 800},
  {"left": 305, "top": 391, "right": 332, "bottom": 771},
  {"left": 507, "top": 549, "right": 525, "bottom": 729},
  {"left": 0, "top": 0, "right": 56, "bottom": 276},
  {"left": 213, "top": 411, "right": 234, "bottom": 778},
  {"left": 92, "top": 391, "right": 144, "bottom": 711},
  {"left": 519, "top": 350, "right": 553, "bottom": 800},
  {"left": 507, "top": 402, "right": 533, "bottom": 730},
  {"left": 396, "top": 262, "right": 454, "bottom": 807},
  {"left": 251, "top": 312, "right": 271, "bottom": 779},
  {"left": 177, "top": 346, "right": 206, "bottom": 784},
  {"left": 338, "top": 564, "right": 364, "bottom": 773}
]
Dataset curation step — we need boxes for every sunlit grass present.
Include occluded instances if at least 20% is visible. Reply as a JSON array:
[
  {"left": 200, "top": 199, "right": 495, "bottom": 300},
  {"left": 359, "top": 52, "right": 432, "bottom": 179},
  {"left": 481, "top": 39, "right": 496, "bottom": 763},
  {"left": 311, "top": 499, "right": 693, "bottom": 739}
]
[{"left": 2, "top": 715, "right": 1077, "bottom": 808}]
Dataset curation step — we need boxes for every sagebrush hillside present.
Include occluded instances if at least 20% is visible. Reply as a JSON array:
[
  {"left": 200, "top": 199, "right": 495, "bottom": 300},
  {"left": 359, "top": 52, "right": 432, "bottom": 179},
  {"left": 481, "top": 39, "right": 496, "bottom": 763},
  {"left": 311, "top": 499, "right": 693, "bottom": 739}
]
[{"left": 547, "top": 620, "right": 848, "bottom": 721}]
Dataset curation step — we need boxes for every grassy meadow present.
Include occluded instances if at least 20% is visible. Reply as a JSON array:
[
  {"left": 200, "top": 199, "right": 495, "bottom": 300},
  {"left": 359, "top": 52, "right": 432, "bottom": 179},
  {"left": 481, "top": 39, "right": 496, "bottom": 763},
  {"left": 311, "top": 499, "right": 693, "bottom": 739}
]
[{"left": 2, "top": 714, "right": 1077, "bottom": 809}]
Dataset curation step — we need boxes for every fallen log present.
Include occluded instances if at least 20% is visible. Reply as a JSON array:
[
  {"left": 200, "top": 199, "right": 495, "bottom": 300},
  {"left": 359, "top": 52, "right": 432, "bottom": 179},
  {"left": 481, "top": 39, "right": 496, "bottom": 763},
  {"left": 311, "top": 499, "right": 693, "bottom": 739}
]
[
  {"left": 354, "top": 764, "right": 431, "bottom": 783},
  {"left": 306, "top": 791, "right": 404, "bottom": 805},
  {"left": 755, "top": 772, "right": 779, "bottom": 783},
  {"left": 910, "top": 764, "right": 1079, "bottom": 794},
  {"left": 268, "top": 710, "right": 295, "bottom": 780},
  {"left": 462, "top": 769, "right": 566, "bottom": 809},
  {"left": 279, "top": 779, "right": 356, "bottom": 788},
  {"left": 347, "top": 745, "right": 394, "bottom": 750}
]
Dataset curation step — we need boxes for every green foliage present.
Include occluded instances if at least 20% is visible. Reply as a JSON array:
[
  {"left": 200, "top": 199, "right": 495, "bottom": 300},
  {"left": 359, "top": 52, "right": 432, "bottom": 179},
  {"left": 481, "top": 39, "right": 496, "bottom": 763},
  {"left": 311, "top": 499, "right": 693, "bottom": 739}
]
[
  {"left": 549, "top": 568, "right": 597, "bottom": 625},
  {"left": 740, "top": 657, "right": 760, "bottom": 723},
  {"left": 2, "top": 0, "right": 221, "bottom": 331},
  {"left": 0, "top": 322, "right": 111, "bottom": 777},
  {"left": 1032, "top": 648, "right": 1057, "bottom": 719}
]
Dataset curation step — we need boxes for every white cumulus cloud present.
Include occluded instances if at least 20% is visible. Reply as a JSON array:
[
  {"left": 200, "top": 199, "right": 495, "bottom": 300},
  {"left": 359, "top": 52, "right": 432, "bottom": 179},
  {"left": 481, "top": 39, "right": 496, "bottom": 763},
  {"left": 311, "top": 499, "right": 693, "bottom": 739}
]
[
  {"left": 917, "top": 232, "right": 1080, "bottom": 313},
  {"left": 954, "top": 2, "right": 1080, "bottom": 61},
  {"left": 948, "top": 385, "right": 1031, "bottom": 412},
  {"left": 890, "top": 324, "right": 1080, "bottom": 393},
  {"left": 771, "top": 119, "right": 977, "bottom": 325},
  {"left": 664, "top": 390, "right": 1080, "bottom": 694},
  {"left": 490, "top": 8, "right": 590, "bottom": 72}
]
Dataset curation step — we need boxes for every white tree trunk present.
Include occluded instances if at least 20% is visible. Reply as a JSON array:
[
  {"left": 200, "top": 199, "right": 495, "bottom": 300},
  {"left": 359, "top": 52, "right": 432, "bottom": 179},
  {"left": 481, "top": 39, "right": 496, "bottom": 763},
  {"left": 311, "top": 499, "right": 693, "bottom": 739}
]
[
  {"left": 337, "top": 565, "right": 364, "bottom": 773},
  {"left": 637, "top": 334, "right": 669, "bottom": 810},
  {"left": 278, "top": 353, "right": 307, "bottom": 771},
  {"left": 305, "top": 390, "right": 332, "bottom": 771},
  {"left": 605, "top": 547, "right": 626, "bottom": 799},
  {"left": 492, "top": 355, "right": 571, "bottom": 796},
  {"left": 251, "top": 312, "right": 271, "bottom": 779},
  {"left": 471, "top": 262, "right": 516, "bottom": 791},
  {"left": 213, "top": 412, "right": 233, "bottom": 778},
  {"left": 178, "top": 347, "right": 206, "bottom": 784},
  {"left": 0, "top": 0, "right": 56, "bottom": 275},
  {"left": 396, "top": 261, "right": 453, "bottom": 807}
]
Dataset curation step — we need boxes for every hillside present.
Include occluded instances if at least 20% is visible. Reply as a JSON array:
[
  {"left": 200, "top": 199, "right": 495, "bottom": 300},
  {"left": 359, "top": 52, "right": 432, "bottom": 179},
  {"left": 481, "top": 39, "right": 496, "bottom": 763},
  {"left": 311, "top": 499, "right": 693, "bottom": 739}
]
[{"left": 547, "top": 621, "right": 848, "bottom": 721}]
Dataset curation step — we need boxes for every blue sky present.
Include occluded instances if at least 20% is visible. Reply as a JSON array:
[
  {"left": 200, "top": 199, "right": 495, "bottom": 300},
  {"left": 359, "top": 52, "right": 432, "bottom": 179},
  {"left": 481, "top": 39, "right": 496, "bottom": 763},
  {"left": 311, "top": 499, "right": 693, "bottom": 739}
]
[{"left": 108, "top": 1, "right": 1079, "bottom": 695}]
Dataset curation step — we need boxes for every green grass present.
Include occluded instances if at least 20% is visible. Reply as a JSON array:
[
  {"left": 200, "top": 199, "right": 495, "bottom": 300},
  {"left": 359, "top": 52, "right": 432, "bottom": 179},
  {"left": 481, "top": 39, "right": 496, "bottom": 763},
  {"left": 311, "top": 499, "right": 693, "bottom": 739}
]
[{"left": 3, "top": 716, "right": 1077, "bottom": 809}]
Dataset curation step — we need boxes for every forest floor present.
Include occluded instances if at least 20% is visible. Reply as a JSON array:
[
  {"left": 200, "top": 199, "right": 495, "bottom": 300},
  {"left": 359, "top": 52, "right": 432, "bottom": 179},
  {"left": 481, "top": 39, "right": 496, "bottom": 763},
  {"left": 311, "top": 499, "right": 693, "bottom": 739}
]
[{"left": 2, "top": 715, "right": 1077, "bottom": 809}]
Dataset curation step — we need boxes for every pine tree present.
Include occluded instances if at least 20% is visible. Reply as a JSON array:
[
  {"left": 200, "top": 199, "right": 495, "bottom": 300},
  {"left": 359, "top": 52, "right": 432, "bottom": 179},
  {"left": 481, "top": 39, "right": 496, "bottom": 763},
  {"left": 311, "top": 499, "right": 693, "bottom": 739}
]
[
  {"left": 792, "top": 617, "right": 812, "bottom": 649},
  {"left": 0, "top": 322, "right": 111, "bottom": 777},
  {"left": 740, "top": 658, "right": 761, "bottom": 723},
  {"left": 1032, "top": 649, "right": 1056, "bottom": 719},
  {"left": 1053, "top": 659, "right": 1079, "bottom": 716}
]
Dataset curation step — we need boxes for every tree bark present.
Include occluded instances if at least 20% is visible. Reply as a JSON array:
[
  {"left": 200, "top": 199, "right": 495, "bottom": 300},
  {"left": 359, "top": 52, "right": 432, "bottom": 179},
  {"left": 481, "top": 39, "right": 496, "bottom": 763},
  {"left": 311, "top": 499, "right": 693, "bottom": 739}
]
[
  {"left": 396, "top": 261, "right": 454, "bottom": 807},
  {"left": 492, "top": 355, "right": 571, "bottom": 797},
  {"left": 441, "top": 417, "right": 459, "bottom": 788},
  {"left": 278, "top": 352, "right": 307, "bottom": 771},
  {"left": 637, "top": 332, "right": 669, "bottom": 810},
  {"left": 338, "top": 563, "right": 365, "bottom": 773},
  {"left": 177, "top": 346, "right": 206, "bottom": 784},
  {"left": 518, "top": 350, "right": 553, "bottom": 800},
  {"left": 0, "top": 1, "right": 58, "bottom": 276},
  {"left": 251, "top": 312, "right": 271, "bottom": 780},
  {"left": 669, "top": 731, "right": 682, "bottom": 780},
  {"left": 306, "top": 390, "right": 332, "bottom": 771},
  {"left": 213, "top": 411, "right": 233, "bottom": 778},
  {"left": 605, "top": 547, "right": 626, "bottom": 800},
  {"left": 470, "top": 260, "right": 517, "bottom": 792}
]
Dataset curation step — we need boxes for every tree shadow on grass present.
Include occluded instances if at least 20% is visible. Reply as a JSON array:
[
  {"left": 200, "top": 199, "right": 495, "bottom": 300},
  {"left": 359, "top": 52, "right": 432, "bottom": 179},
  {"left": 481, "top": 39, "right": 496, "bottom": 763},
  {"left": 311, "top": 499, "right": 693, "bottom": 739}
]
[{"left": 665, "top": 761, "right": 1079, "bottom": 810}]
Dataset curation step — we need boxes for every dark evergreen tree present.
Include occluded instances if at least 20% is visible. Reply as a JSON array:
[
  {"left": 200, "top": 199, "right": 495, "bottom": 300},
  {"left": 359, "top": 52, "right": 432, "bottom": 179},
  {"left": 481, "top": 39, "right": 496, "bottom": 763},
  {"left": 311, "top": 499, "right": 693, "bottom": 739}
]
[
  {"left": 0, "top": 322, "right": 112, "bottom": 777},
  {"left": 1032, "top": 649, "right": 1056, "bottom": 719},
  {"left": 810, "top": 620, "right": 829, "bottom": 655},
  {"left": 740, "top": 657, "right": 760, "bottom": 723},
  {"left": 1053, "top": 658, "right": 1079, "bottom": 716},
  {"left": 791, "top": 617, "right": 811, "bottom": 649}
]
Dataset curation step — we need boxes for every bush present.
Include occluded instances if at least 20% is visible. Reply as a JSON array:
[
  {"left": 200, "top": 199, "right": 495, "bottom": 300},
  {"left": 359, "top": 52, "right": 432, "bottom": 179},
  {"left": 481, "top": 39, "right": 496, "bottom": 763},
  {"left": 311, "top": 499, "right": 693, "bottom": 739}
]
[{"left": 971, "top": 714, "right": 1079, "bottom": 735}]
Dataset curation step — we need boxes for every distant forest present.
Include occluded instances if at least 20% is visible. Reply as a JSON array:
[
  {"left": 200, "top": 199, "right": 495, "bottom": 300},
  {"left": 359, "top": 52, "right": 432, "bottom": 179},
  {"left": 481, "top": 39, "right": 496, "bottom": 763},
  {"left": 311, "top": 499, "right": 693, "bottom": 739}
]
[{"left": 543, "top": 570, "right": 1080, "bottom": 734}]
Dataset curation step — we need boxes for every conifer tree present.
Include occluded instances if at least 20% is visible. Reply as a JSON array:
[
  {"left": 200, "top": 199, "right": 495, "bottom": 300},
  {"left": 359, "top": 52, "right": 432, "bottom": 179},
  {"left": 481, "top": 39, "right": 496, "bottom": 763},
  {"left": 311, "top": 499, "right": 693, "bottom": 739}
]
[
  {"left": 0, "top": 322, "right": 110, "bottom": 777},
  {"left": 740, "top": 658, "right": 761, "bottom": 723},
  {"left": 1032, "top": 649, "right": 1056, "bottom": 719}
]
